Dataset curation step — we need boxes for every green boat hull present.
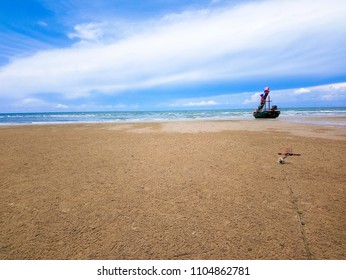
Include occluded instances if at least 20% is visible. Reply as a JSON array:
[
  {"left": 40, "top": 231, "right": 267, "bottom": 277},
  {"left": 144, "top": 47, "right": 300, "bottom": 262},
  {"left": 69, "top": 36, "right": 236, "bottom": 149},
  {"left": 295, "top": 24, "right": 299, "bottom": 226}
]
[{"left": 253, "top": 110, "right": 280, "bottom": 119}]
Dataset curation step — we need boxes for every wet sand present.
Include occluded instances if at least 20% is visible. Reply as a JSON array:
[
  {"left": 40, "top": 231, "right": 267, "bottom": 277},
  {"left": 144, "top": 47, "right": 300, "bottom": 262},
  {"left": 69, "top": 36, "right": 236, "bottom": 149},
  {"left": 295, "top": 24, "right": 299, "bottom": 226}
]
[{"left": 0, "top": 119, "right": 345, "bottom": 259}]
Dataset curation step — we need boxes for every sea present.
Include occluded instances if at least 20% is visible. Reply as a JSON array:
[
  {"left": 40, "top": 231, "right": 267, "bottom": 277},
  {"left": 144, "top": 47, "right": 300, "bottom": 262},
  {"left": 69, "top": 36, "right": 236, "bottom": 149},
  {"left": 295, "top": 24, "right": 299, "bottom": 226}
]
[{"left": 0, "top": 107, "right": 345, "bottom": 126}]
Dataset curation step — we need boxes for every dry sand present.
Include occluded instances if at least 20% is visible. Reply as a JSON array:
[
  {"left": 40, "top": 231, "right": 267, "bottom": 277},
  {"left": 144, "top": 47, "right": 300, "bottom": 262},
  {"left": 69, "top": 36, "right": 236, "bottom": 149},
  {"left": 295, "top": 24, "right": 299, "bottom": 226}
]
[{"left": 0, "top": 119, "right": 345, "bottom": 259}]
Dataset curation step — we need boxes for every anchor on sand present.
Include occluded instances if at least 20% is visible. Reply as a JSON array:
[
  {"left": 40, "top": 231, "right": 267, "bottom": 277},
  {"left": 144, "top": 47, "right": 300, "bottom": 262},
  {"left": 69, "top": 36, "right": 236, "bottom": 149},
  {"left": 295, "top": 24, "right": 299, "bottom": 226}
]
[{"left": 278, "top": 147, "right": 301, "bottom": 164}]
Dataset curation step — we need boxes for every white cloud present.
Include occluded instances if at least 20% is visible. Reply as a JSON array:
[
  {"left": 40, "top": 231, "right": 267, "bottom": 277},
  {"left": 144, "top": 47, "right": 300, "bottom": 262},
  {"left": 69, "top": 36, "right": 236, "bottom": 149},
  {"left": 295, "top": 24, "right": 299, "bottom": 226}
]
[
  {"left": 56, "top": 103, "right": 69, "bottom": 109},
  {"left": 329, "top": 83, "right": 346, "bottom": 91},
  {"left": 0, "top": 0, "right": 345, "bottom": 105},
  {"left": 175, "top": 100, "right": 220, "bottom": 107},
  {"left": 10, "top": 97, "right": 55, "bottom": 111},
  {"left": 243, "top": 92, "right": 261, "bottom": 104},
  {"left": 21, "top": 98, "right": 44, "bottom": 106},
  {"left": 68, "top": 23, "right": 104, "bottom": 42},
  {"left": 37, "top": 21, "right": 48, "bottom": 27},
  {"left": 294, "top": 88, "right": 311, "bottom": 95}
]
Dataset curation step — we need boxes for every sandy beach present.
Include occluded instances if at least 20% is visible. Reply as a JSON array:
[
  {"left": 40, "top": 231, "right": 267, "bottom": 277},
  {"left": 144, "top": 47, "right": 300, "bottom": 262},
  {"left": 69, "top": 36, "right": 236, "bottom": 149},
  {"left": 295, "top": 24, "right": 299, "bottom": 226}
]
[{"left": 0, "top": 119, "right": 345, "bottom": 260}]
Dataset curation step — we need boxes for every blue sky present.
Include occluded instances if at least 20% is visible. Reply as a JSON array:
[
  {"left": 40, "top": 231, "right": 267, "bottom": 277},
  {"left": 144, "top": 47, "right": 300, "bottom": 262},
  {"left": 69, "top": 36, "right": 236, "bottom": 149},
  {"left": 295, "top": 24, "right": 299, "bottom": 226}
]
[{"left": 0, "top": 0, "right": 345, "bottom": 112}]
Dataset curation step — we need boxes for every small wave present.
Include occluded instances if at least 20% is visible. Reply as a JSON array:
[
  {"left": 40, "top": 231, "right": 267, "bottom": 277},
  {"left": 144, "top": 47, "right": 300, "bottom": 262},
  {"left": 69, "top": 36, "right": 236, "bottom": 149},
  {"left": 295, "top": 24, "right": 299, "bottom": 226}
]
[{"left": 0, "top": 108, "right": 345, "bottom": 125}]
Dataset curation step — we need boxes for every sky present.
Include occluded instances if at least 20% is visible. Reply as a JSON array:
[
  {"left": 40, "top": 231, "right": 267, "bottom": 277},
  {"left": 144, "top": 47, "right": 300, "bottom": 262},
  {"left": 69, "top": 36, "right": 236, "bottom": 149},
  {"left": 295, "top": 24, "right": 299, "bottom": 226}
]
[{"left": 0, "top": 0, "right": 345, "bottom": 113}]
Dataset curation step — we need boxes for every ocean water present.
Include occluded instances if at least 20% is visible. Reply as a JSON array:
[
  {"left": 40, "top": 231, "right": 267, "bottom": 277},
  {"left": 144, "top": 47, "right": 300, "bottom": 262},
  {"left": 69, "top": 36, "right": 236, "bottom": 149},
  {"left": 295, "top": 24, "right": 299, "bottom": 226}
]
[{"left": 0, "top": 107, "right": 345, "bottom": 125}]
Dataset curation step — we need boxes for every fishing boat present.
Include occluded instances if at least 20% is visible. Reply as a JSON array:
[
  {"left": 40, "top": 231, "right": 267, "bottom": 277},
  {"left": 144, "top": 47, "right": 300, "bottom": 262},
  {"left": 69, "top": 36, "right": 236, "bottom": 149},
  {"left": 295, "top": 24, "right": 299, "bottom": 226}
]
[{"left": 253, "top": 87, "right": 280, "bottom": 118}]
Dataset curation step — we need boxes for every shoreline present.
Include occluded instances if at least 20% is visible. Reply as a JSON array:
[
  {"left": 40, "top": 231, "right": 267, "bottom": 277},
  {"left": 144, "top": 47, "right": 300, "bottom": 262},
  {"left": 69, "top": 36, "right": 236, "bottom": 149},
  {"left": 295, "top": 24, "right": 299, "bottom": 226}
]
[
  {"left": 0, "top": 109, "right": 345, "bottom": 127},
  {"left": 1, "top": 117, "right": 344, "bottom": 140},
  {"left": 0, "top": 120, "right": 345, "bottom": 259}
]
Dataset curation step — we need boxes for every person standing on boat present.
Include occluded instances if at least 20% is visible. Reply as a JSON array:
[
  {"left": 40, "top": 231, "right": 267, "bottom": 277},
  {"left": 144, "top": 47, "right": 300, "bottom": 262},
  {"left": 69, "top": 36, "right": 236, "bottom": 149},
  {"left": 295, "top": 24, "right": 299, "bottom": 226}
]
[
  {"left": 261, "top": 87, "right": 270, "bottom": 106},
  {"left": 263, "top": 87, "right": 270, "bottom": 99}
]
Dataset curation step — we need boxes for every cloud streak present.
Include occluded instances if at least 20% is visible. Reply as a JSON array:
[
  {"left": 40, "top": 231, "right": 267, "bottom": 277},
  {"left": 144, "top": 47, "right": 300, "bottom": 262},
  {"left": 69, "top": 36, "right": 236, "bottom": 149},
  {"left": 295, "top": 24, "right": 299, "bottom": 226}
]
[
  {"left": 171, "top": 82, "right": 346, "bottom": 109},
  {"left": 243, "top": 82, "right": 346, "bottom": 107},
  {"left": 0, "top": 0, "right": 345, "bottom": 111}
]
